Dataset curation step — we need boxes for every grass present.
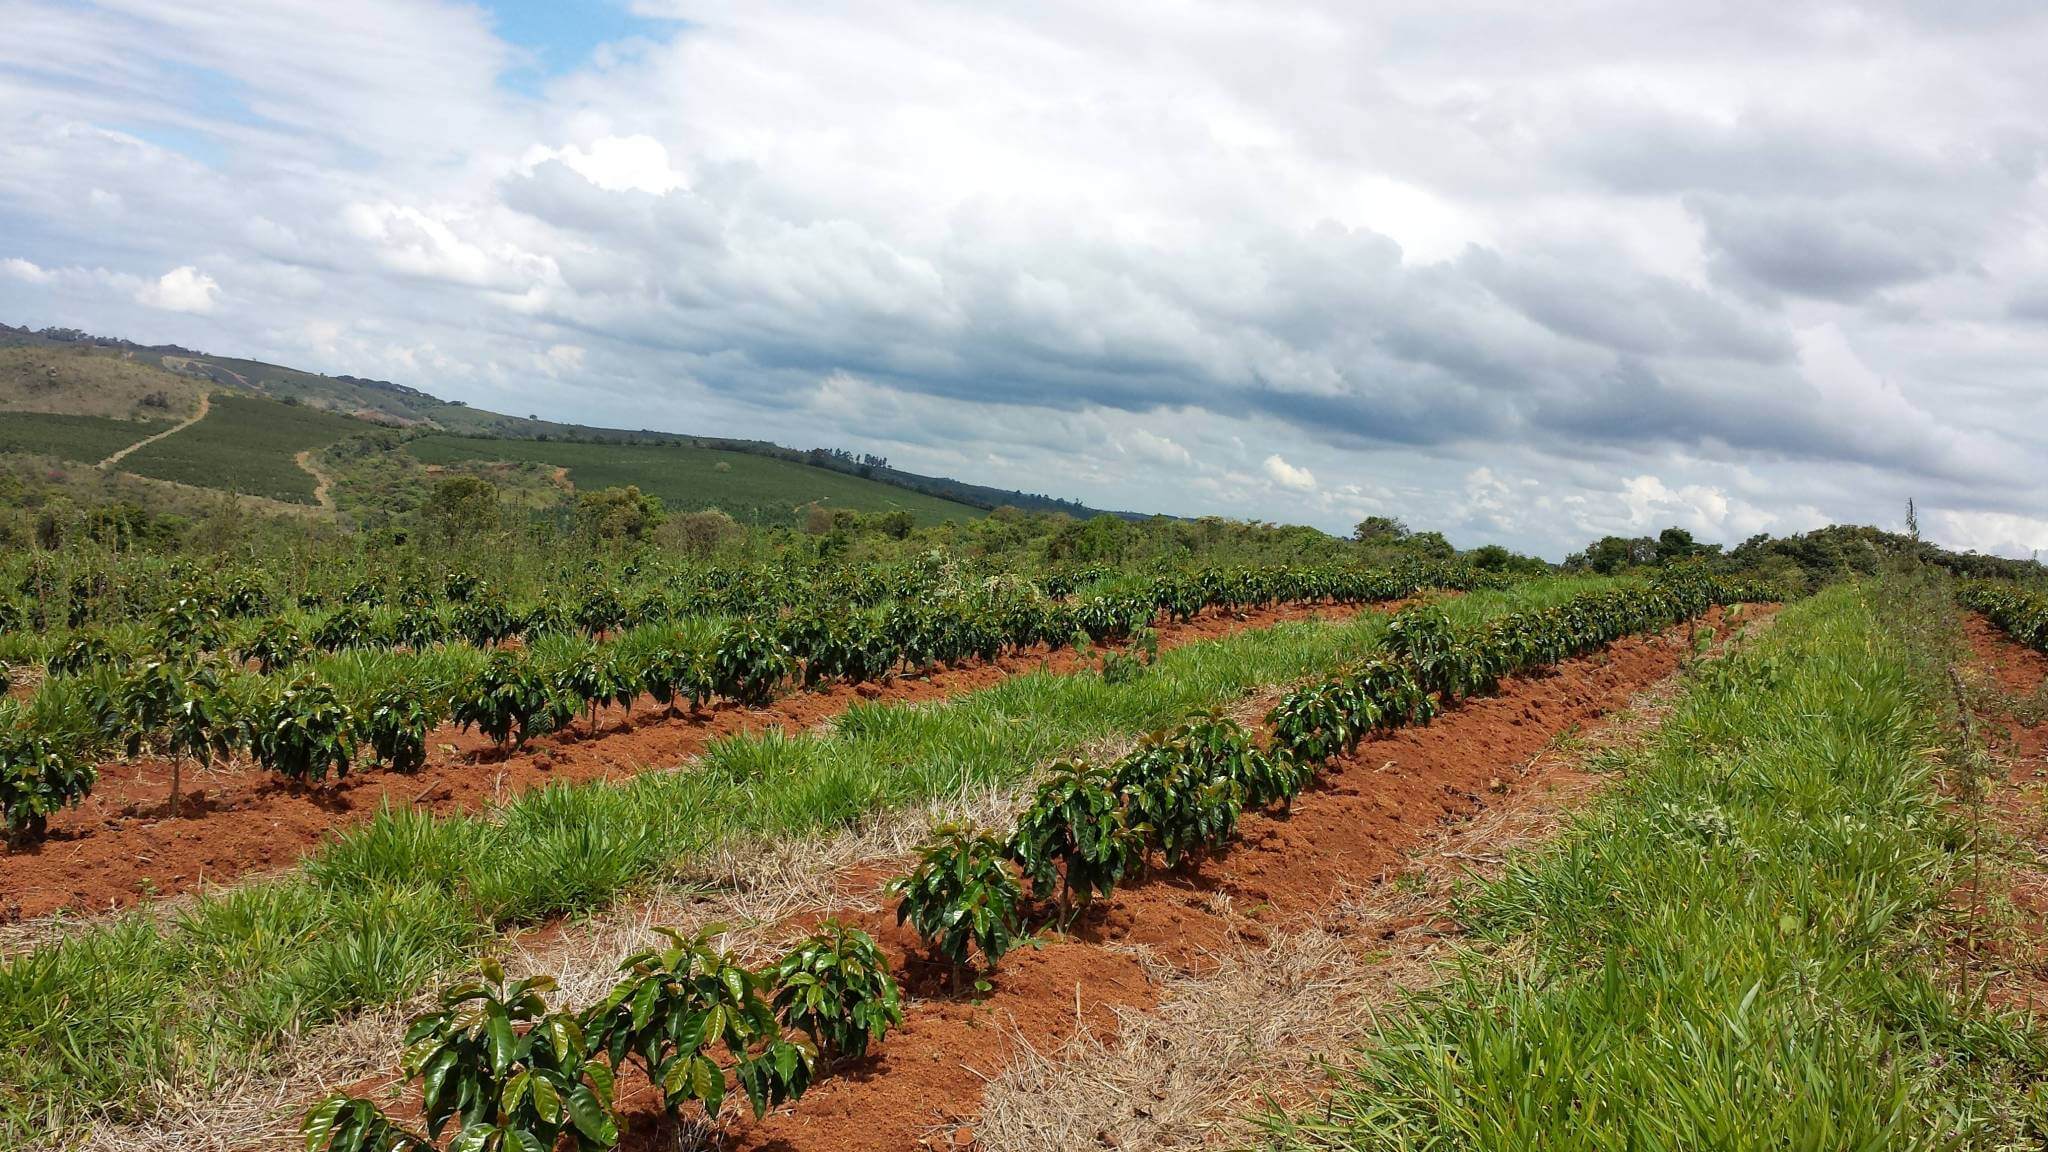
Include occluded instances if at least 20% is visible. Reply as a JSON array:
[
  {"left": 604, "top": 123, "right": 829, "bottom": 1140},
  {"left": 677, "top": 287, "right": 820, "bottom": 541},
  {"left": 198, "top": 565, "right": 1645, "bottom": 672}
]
[
  {"left": 0, "top": 412, "right": 174, "bottom": 465},
  {"left": 1261, "top": 574, "right": 2048, "bottom": 1150},
  {"left": 119, "top": 395, "right": 368, "bottom": 504},
  {"left": 406, "top": 434, "right": 981, "bottom": 526},
  {"left": 0, "top": 346, "right": 205, "bottom": 421},
  {"left": 0, "top": 578, "right": 1611, "bottom": 1144}
]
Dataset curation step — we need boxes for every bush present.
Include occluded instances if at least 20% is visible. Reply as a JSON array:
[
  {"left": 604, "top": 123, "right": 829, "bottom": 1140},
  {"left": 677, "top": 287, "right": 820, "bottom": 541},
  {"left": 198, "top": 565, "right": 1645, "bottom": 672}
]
[
  {"left": 772, "top": 921, "right": 904, "bottom": 1062},
  {"left": 255, "top": 675, "right": 355, "bottom": 783},
  {"left": 586, "top": 927, "right": 812, "bottom": 1120},
  {"left": 889, "top": 823, "right": 1022, "bottom": 983}
]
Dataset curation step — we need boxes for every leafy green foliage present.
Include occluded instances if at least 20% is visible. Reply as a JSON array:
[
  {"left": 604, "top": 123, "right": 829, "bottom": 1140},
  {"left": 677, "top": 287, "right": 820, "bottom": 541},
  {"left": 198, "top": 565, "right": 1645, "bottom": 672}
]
[
  {"left": 771, "top": 922, "right": 904, "bottom": 1062},
  {"left": 300, "top": 1094, "right": 427, "bottom": 1152},
  {"left": 399, "top": 957, "right": 617, "bottom": 1151},
  {"left": 711, "top": 619, "right": 794, "bottom": 707},
  {"left": 0, "top": 727, "right": 93, "bottom": 844},
  {"left": 454, "top": 653, "right": 552, "bottom": 748},
  {"left": 255, "top": 675, "right": 356, "bottom": 784},
  {"left": 889, "top": 823, "right": 1023, "bottom": 977},
  {"left": 585, "top": 927, "right": 814, "bottom": 1120},
  {"left": 363, "top": 683, "right": 435, "bottom": 774},
  {"left": 1113, "top": 729, "right": 1243, "bottom": 871},
  {"left": 240, "top": 618, "right": 310, "bottom": 674},
  {"left": 1007, "top": 759, "right": 1147, "bottom": 921}
]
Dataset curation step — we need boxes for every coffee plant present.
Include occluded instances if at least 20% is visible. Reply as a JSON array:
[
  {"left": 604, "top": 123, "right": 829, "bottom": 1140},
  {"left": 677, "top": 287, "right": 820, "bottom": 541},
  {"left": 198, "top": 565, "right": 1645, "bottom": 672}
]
[
  {"left": 400, "top": 958, "right": 618, "bottom": 1151},
  {"left": 771, "top": 921, "right": 904, "bottom": 1062},
  {"left": 1007, "top": 758, "right": 1148, "bottom": 922},
  {"left": 255, "top": 675, "right": 356, "bottom": 784},
  {"left": 889, "top": 823, "right": 1023, "bottom": 983},
  {"left": 585, "top": 926, "right": 814, "bottom": 1120}
]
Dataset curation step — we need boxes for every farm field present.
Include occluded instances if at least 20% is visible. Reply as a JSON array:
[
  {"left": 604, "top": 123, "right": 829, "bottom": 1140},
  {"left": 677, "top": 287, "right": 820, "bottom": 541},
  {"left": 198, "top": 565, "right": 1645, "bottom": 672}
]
[
  {"left": 3, "top": 502, "right": 2045, "bottom": 1152},
  {"left": 0, "top": 565, "right": 1753, "bottom": 1148},
  {"left": 116, "top": 393, "right": 368, "bottom": 503},
  {"left": 407, "top": 433, "right": 981, "bottom": 525},
  {"left": 0, "top": 411, "right": 172, "bottom": 464}
]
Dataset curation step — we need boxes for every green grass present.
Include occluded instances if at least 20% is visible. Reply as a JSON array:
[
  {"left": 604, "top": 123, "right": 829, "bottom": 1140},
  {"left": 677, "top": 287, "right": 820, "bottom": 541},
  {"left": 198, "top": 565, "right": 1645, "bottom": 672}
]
[
  {"left": 0, "top": 412, "right": 172, "bottom": 464},
  {"left": 1262, "top": 575, "right": 2048, "bottom": 1151},
  {"left": 120, "top": 395, "right": 367, "bottom": 503},
  {"left": 406, "top": 434, "right": 981, "bottom": 526},
  {"left": 0, "top": 579, "right": 1611, "bottom": 1144}
]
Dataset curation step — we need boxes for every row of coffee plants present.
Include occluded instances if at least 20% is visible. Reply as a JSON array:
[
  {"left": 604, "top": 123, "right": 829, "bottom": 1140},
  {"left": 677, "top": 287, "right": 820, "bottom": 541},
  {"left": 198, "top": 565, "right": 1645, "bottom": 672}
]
[
  {"left": 889, "top": 573, "right": 1750, "bottom": 983},
  {"left": 1, "top": 553, "right": 1484, "bottom": 671},
  {"left": 0, "top": 563, "right": 1484, "bottom": 843},
  {"left": 1957, "top": 578, "right": 2048, "bottom": 653},
  {"left": 303, "top": 922, "right": 905, "bottom": 1151}
]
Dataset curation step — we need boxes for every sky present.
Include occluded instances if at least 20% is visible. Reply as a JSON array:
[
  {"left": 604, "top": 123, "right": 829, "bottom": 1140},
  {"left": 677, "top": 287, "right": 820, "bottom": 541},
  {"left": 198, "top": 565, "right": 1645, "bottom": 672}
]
[{"left": 3, "top": 1, "right": 2046, "bottom": 559}]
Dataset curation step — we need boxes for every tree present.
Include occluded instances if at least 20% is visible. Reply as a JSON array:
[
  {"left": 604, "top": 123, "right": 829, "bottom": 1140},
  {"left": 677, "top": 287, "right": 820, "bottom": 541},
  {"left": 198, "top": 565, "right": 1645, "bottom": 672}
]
[
  {"left": 660, "top": 508, "right": 741, "bottom": 557},
  {"left": 576, "top": 485, "right": 665, "bottom": 544},
  {"left": 1655, "top": 526, "right": 1703, "bottom": 563},
  {"left": 421, "top": 475, "right": 500, "bottom": 543},
  {"left": 1352, "top": 515, "right": 1409, "bottom": 544}
]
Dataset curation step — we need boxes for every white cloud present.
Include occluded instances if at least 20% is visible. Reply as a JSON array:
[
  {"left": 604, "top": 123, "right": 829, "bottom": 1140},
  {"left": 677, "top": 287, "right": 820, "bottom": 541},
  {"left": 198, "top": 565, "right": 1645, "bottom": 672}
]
[
  {"left": 525, "top": 136, "right": 687, "bottom": 195},
  {"left": 134, "top": 265, "right": 218, "bottom": 313},
  {"left": 3, "top": 1, "right": 2047, "bottom": 558},
  {"left": 1264, "top": 454, "right": 1316, "bottom": 491},
  {"left": 1, "top": 257, "right": 50, "bottom": 284}
]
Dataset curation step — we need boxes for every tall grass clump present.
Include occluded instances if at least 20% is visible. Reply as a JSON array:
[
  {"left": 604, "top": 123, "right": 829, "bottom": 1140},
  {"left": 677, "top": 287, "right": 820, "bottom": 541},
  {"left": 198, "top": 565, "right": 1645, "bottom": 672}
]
[{"left": 1261, "top": 576, "right": 2048, "bottom": 1151}]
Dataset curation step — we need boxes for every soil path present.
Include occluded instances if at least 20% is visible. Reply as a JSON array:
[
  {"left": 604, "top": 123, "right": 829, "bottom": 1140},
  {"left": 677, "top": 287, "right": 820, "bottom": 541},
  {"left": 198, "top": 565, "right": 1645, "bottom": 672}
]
[
  {"left": 569, "top": 605, "right": 1761, "bottom": 1152},
  {"left": 293, "top": 449, "right": 336, "bottom": 511},
  {"left": 1957, "top": 613, "right": 2048, "bottom": 1012},
  {"left": 97, "top": 389, "right": 210, "bottom": 469},
  {"left": 0, "top": 600, "right": 1379, "bottom": 921}
]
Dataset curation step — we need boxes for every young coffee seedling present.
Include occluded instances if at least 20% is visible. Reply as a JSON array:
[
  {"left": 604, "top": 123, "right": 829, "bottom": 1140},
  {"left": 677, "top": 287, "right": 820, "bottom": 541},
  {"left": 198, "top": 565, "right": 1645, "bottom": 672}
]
[
  {"left": 889, "top": 822, "right": 1023, "bottom": 986},
  {"left": 1008, "top": 758, "right": 1148, "bottom": 924},
  {"left": 400, "top": 958, "right": 618, "bottom": 1151},
  {"left": 772, "top": 921, "right": 905, "bottom": 1062},
  {"left": 586, "top": 926, "right": 814, "bottom": 1122}
]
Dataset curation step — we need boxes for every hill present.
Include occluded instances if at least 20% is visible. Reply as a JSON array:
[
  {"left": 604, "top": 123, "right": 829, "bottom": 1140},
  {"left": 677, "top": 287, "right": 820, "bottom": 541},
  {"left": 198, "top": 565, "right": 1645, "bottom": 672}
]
[{"left": 0, "top": 321, "right": 1141, "bottom": 522}]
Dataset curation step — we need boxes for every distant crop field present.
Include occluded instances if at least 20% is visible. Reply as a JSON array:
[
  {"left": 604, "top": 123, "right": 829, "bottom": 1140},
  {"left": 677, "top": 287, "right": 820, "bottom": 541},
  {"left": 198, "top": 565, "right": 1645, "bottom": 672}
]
[
  {"left": 120, "top": 394, "right": 366, "bottom": 503},
  {"left": 407, "top": 434, "right": 982, "bottom": 525},
  {"left": 0, "top": 411, "right": 172, "bottom": 464}
]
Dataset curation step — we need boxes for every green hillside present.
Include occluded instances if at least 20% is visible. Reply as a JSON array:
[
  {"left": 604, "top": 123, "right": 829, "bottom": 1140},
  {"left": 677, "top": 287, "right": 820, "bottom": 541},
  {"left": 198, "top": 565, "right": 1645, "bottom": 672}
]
[
  {"left": 407, "top": 434, "right": 981, "bottom": 525},
  {"left": 0, "top": 412, "right": 174, "bottom": 464},
  {"left": 121, "top": 395, "right": 366, "bottom": 503}
]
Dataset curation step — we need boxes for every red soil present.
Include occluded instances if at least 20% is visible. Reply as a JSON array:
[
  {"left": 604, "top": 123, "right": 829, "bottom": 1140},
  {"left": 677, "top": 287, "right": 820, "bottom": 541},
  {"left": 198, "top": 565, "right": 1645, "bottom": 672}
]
[
  {"left": 0, "top": 601, "right": 1380, "bottom": 920},
  {"left": 592, "top": 605, "right": 1764, "bottom": 1152},
  {"left": 1958, "top": 613, "right": 2048, "bottom": 1013}
]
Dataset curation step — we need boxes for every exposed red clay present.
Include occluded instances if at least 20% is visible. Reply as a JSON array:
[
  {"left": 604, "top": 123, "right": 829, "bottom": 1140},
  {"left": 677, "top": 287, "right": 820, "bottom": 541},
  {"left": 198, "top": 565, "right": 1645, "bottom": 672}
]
[{"left": 1959, "top": 612, "right": 2048, "bottom": 1015}]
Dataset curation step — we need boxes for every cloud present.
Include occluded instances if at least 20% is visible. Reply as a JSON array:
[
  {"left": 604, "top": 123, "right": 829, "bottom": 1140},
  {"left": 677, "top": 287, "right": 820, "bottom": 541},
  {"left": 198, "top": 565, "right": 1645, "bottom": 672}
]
[
  {"left": 2, "top": 0, "right": 2047, "bottom": 558},
  {"left": 1263, "top": 454, "right": 1316, "bottom": 491},
  {"left": 133, "top": 265, "right": 219, "bottom": 313},
  {"left": 524, "top": 135, "right": 686, "bottom": 195},
  {"left": 1, "top": 257, "right": 50, "bottom": 284}
]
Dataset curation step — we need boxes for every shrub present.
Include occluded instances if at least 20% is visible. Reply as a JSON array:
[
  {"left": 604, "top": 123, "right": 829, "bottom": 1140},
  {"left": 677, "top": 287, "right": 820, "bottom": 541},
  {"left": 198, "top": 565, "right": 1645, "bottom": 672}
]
[
  {"left": 454, "top": 652, "right": 552, "bottom": 748},
  {"left": 0, "top": 728, "right": 93, "bottom": 845},
  {"left": 712, "top": 619, "right": 794, "bottom": 707},
  {"left": 889, "top": 823, "right": 1023, "bottom": 983},
  {"left": 255, "top": 675, "right": 355, "bottom": 783},
  {"left": 363, "top": 683, "right": 435, "bottom": 774},
  {"left": 400, "top": 958, "right": 617, "bottom": 1150},
  {"left": 1007, "top": 759, "right": 1146, "bottom": 923},
  {"left": 586, "top": 927, "right": 813, "bottom": 1121},
  {"left": 772, "top": 921, "right": 905, "bottom": 1062}
]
